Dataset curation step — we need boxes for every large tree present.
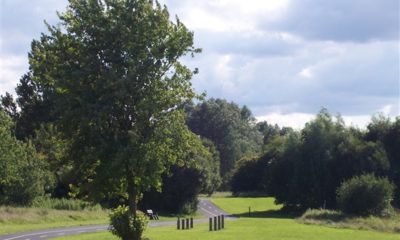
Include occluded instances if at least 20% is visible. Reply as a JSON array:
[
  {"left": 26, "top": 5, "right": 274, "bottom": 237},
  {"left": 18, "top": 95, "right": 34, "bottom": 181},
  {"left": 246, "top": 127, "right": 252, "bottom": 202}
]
[
  {"left": 28, "top": 0, "right": 201, "bottom": 227},
  {"left": 186, "top": 99, "right": 262, "bottom": 186}
]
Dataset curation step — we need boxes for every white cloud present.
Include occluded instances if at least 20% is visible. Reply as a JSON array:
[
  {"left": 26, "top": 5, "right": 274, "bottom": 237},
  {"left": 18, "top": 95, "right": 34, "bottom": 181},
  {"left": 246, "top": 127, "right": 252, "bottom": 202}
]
[
  {"left": 380, "top": 104, "right": 393, "bottom": 115},
  {"left": 298, "top": 67, "right": 313, "bottom": 79},
  {"left": 162, "top": 0, "right": 289, "bottom": 32},
  {"left": 256, "top": 112, "right": 373, "bottom": 129},
  {"left": 0, "top": 0, "right": 398, "bottom": 121},
  {"left": 0, "top": 55, "right": 27, "bottom": 94},
  {"left": 256, "top": 112, "right": 314, "bottom": 129}
]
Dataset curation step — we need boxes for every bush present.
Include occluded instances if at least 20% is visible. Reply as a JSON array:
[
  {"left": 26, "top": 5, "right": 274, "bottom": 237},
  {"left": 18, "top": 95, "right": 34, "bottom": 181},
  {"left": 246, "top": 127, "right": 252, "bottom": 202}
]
[
  {"left": 337, "top": 174, "right": 394, "bottom": 216},
  {"left": 109, "top": 206, "right": 148, "bottom": 240}
]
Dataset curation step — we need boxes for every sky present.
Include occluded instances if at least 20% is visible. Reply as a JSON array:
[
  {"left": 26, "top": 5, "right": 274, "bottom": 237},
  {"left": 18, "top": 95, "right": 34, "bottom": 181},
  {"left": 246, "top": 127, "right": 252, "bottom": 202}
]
[{"left": 0, "top": 0, "right": 399, "bottom": 129}]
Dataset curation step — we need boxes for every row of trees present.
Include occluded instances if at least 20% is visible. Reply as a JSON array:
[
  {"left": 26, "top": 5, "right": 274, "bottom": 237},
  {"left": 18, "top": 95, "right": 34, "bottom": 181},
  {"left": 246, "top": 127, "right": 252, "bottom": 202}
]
[{"left": 232, "top": 110, "right": 400, "bottom": 212}]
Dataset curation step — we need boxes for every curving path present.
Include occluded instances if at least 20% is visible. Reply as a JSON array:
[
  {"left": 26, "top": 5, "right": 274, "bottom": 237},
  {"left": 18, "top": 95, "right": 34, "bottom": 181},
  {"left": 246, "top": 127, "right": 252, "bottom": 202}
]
[{"left": 0, "top": 199, "right": 233, "bottom": 240}]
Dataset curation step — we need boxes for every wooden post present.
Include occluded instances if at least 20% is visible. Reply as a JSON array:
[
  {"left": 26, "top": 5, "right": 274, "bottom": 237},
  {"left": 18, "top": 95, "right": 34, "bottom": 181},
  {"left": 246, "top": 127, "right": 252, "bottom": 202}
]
[
  {"left": 186, "top": 218, "right": 189, "bottom": 230},
  {"left": 222, "top": 215, "right": 225, "bottom": 229},
  {"left": 213, "top": 216, "right": 217, "bottom": 231},
  {"left": 190, "top": 217, "right": 193, "bottom": 228},
  {"left": 181, "top": 219, "right": 185, "bottom": 229},
  {"left": 177, "top": 217, "right": 180, "bottom": 230},
  {"left": 217, "top": 215, "right": 221, "bottom": 230},
  {"left": 249, "top": 206, "right": 251, "bottom": 217},
  {"left": 209, "top": 217, "right": 212, "bottom": 231}
]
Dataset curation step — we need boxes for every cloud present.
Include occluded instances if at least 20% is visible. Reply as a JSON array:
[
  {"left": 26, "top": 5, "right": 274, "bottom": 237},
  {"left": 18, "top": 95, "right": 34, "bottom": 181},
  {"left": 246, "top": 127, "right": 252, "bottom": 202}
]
[
  {"left": 189, "top": 38, "right": 399, "bottom": 117},
  {"left": 1, "top": 0, "right": 398, "bottom": 121},
  {"left": 256, "top": 111, "right": 387, "bottom": 129},
  {"left": 0, "top": 55, "right": 27, "bottom": 94},
  {"left": 270, "top": 0, "right": 399, "bottom": 42}
]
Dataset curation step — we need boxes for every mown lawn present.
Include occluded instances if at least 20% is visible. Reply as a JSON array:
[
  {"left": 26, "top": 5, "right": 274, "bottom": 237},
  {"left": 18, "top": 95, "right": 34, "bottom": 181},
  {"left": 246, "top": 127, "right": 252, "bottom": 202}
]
[{"left": 54, "top": 197, "right": 400, "bottom": 240}]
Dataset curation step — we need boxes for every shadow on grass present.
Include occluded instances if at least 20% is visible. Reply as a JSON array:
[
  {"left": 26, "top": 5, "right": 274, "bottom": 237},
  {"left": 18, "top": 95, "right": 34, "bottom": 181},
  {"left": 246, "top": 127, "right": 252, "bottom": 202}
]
[{"left": 233, "top": 208, "right": 303, "bottom": 219}]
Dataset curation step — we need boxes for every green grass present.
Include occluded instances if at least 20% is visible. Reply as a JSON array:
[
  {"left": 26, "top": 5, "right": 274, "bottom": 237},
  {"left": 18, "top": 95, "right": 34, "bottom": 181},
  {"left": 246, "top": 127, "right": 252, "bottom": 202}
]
[
  {"left": 0, "top": 204, "right": 200, "bottom": 235},
  {"left": 53, "top": 197, "right": 400, "bottom": 240},
  {"left": 0, "top": 206, "right": 109, "bottom": 235}
]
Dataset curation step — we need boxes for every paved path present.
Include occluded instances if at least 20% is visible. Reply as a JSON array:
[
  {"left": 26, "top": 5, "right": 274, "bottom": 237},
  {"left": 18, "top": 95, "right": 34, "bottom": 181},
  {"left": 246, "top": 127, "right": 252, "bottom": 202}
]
[{"left": 0, "top": 199, "right": 233, "bottom": 240}]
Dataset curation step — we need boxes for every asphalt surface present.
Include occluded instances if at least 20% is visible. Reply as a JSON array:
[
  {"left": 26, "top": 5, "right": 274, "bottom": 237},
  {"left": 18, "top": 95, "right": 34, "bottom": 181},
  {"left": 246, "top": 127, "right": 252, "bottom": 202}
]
[{"left": 0, "top": 199, "right": 233, "bottom": 240}]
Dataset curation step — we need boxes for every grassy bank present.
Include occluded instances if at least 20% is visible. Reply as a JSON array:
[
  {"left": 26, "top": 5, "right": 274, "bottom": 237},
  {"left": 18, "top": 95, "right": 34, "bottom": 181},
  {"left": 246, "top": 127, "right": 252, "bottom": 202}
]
[
  {"left": 0, "top": 204, "right": 109, "bottom": 235},
  {"left": 299, "top": 208, "right": 400, "bottom": 233}
]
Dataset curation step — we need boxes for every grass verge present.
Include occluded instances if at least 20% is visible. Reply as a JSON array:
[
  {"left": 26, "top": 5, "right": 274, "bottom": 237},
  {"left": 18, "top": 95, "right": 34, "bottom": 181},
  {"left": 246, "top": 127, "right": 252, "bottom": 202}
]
[
  {"left": 0, "top": 206, "right": 109, "bottom": 235},
  {"left": 298, "top": 208, "right": 400, "bottom": 233}
]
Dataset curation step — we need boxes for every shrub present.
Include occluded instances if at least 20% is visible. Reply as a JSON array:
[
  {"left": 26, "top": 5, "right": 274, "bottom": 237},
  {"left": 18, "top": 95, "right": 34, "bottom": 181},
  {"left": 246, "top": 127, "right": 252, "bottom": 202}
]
[
  {"left": 336, "top": 174, "right": 394, "bottom": 216},
  {"left": 109, "top": 206, "right": 148, "bottom": 240}
]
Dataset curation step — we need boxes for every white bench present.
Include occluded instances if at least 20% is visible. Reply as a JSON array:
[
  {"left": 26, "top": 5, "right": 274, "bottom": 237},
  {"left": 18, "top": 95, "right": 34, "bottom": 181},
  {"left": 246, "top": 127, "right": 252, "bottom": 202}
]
[{"left": 146, "top": 209, "right": 159, "bottom": 220}]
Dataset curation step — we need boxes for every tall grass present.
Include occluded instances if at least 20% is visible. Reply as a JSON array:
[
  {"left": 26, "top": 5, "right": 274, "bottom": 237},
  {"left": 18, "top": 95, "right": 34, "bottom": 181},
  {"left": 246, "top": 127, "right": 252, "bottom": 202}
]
[
  {"left": 32, "top": 197, "right": 102, "bottom": 211},
  {"left": 298, "top": 208, "right": 400, "bottom": 233}
]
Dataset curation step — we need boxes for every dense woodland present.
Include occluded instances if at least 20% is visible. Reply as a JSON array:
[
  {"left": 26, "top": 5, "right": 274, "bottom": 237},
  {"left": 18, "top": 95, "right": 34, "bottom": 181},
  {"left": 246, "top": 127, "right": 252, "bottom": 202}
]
[{"left": 2, "top": 89, "right": 399, "bottom": 212}]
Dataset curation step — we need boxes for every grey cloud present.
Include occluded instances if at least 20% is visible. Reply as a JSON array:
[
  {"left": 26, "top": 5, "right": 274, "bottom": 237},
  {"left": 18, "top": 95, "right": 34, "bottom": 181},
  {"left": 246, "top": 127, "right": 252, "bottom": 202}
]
[
  {"left": 268, "top": 0, "right": 399, "bottom": 42},
  {"left": 189, "top": 39, "right": 399, "bottom": 117},
  {"left": 195, "top": 30, "right": 299, "bottom": 57}
]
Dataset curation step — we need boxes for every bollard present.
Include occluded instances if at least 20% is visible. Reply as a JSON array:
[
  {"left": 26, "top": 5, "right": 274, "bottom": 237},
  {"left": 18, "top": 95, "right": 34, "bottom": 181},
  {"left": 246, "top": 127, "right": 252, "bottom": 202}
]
[
  {"left": 209, "top": 217, "right": 212, "bottom": 231},
  {"left": 222, "top": 215, "right": 225, "bottom": 229},
  {"left": 217, "top": 215, "right": 221, "bottom": 230},
  {"left": 177, "top": 217, "right": 180, "bottom": 230},
  {"left": 182, "top": 219, "right": 185, "bottom": 229},
  {"left": 190, "top": 217, "right": 193, "bottom": 228},
  {"left": 186, "top": 218, "right": 189, "bottom": 230},
  {"left": 249, "top": 206, "right": 251, "bottom": 217},
  {"left": 213, "top": 216, "right": 217, "bottom": 231}
]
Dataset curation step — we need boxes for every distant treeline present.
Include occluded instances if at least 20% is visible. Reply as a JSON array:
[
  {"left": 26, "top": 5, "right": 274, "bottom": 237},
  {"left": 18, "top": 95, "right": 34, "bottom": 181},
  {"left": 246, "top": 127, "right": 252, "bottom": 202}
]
[
  {"left": 232, "top": 109, "right": 400, "bottom": 212},
  {"left": 1, "top": 86, "right": 399, "bottom": 213}
]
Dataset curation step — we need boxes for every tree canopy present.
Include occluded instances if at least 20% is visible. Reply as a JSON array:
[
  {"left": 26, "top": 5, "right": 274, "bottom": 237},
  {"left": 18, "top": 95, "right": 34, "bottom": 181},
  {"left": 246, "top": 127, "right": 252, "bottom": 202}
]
[
  {"left": 26, "top": 1, "right": 203, "bottom": 230},
  {"left": 186, "top": 98, "right": 263, "bottom": 186}
]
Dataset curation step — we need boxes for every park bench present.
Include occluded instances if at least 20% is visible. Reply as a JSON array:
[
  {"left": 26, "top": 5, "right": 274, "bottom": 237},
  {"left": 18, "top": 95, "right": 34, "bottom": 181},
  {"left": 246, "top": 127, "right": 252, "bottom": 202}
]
[{"left": 146, "top": 209, "right": 159, "bottom": 220}]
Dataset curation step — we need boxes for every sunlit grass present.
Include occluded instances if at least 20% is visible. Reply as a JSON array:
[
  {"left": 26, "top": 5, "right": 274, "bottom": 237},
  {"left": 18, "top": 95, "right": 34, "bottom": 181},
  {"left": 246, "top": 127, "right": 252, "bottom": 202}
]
[{"left": 54, "top": 197, "right": 400, "bottom": 240}]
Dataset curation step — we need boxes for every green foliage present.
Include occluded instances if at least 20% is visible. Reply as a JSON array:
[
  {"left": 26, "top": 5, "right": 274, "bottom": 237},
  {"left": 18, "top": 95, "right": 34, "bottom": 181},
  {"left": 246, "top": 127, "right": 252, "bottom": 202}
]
[
  {"left": 33, "top": 124, "right": 73, "bottom": 198},
  {"left": 366, "top": 115, "right": 400, "bottom": 207},
  {"left": 186, "top": 99, "right": 262, "bottom": 185},
  {"left": 140, "top": 138, "right": 221, "bottom": 214},
  {"left": 0, "top": 109, "right": 46, "bottom": 206},
  {"left": 231, "top": 156, "right": 268, "bottom": 194},
  {"left": 262, "top": 109, "right": 392, "bottom": 210},
  {"left": 109, "top": 206, "right": 148, "bottom": 240},
  {"left": 337, "top": 174, "right": 394, "bottom": 216},
  {"left": 27, "top": 3, "right": 201, "bottom": 240}
]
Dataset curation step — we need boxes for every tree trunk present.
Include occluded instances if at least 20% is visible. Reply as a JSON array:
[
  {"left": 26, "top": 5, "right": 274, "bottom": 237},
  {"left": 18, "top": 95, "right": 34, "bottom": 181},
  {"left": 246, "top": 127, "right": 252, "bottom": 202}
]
[
  {"left": 127, "top": 173, "right": 141, "bottom": 240},
  {"left": 127, "top": 177, "right": 138, "bottom": 217}
]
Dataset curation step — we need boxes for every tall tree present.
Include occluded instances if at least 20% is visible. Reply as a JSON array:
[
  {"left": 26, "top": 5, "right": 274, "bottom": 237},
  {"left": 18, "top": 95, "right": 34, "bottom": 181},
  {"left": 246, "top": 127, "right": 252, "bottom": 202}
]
[
  {"left": 27, "top": 0, "right": 201, "bottom": 231},
  {"left": 366, "top": 115, "right": 400, "bottom": 206},
  {"left": 186, "top": 98, "right": 262, "bottom": 185}
]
